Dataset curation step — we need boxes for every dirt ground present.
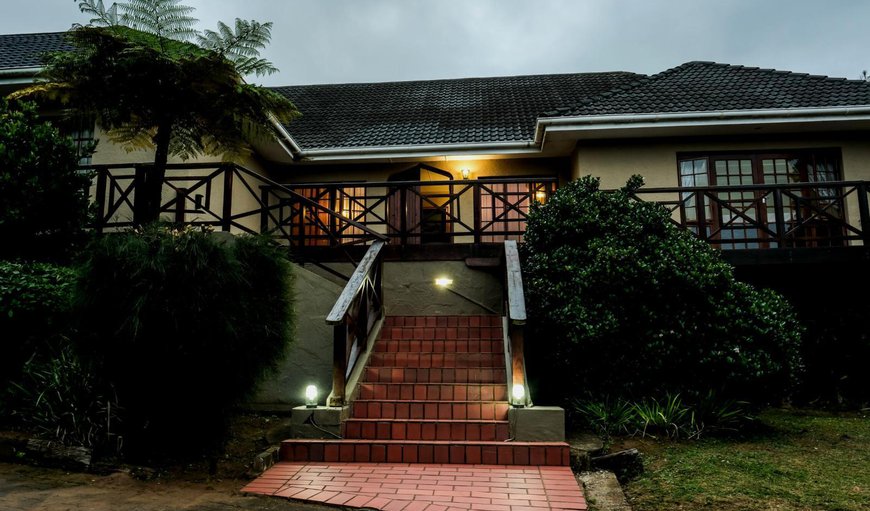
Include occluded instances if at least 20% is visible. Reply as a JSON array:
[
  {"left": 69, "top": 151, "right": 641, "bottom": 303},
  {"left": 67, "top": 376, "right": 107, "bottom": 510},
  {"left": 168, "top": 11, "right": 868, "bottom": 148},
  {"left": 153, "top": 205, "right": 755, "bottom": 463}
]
[{"left": 0, "top": 414, "right": 329, "bottom": 511}]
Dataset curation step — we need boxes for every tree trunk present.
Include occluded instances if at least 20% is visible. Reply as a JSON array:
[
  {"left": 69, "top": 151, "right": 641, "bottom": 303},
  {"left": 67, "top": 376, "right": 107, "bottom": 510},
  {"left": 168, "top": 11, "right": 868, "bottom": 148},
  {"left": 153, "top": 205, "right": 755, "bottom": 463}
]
[{"left": 135, "top": 122, "right": 171, "bottom": 225}]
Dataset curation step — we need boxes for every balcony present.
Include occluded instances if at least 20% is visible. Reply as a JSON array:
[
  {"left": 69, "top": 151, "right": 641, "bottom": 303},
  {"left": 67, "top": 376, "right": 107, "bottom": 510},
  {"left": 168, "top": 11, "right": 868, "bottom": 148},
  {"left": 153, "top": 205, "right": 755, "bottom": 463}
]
[{"left": 89, "top": 163, "right": 870, "bottom": 265}]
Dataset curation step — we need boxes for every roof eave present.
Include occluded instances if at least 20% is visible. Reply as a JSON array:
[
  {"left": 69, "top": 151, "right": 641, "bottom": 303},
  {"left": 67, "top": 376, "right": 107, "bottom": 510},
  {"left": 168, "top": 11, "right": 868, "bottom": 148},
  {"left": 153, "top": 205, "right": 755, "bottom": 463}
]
[
  {"left": 291, "top": 140, "right": 541, "bottom": 163},
  {"left": 533, "top": 106, "right": 870, "bottom": 142}
]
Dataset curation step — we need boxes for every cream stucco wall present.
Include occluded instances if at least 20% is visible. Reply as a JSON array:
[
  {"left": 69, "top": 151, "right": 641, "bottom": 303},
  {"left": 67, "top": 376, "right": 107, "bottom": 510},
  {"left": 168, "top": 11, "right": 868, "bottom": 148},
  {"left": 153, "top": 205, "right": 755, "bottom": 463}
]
[{"left": 572, "top": 133, "right": 870, "bottom": 187}]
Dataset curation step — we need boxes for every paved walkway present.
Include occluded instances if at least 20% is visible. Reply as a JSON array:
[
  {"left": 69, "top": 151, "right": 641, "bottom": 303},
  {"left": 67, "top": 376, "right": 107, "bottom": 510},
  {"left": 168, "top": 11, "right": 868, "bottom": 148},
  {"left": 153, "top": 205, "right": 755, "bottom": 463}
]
[{"left": 242, "top": 462, "right": 587, "bottom": 511}]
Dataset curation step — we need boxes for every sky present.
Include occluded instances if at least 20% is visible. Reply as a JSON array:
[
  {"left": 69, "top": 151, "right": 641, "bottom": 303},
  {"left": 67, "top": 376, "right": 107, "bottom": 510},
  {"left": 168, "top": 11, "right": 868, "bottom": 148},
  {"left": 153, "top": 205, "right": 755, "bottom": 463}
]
[{"left": 1, "top": 0, "right": 869, "bottom": 86}]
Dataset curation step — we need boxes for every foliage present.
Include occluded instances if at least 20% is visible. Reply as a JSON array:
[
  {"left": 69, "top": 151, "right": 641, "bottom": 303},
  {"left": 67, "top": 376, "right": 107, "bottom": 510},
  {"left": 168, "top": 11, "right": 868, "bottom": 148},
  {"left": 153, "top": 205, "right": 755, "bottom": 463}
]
[
  {"left": 622, "top": 408, "right": 870, "bottom": 511},
  {"left": 10, "top": 0, "right": 299, "bottom": 223},
  {"left": 7, "top": 343, "right": 120, "bottom": 449},
  {"left": 74, "top": 226, "right": 294, "bottom": 457},
  {"left": 522, "top": 176, "right": 803, "bottom": 404},
  {"left": 0, "top": 261, "right": 77, "bottom": 397},
  {"left": 0, "top": 99, "right": 93, "bottom": 260},
  {"left": 573, "top": 392, "right": 751, "bottom": 441}
]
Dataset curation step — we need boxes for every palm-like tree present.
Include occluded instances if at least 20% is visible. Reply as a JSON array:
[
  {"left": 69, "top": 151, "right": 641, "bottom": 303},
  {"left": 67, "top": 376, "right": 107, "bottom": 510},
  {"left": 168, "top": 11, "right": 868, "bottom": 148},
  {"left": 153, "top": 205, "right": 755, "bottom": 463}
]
[{"left": 10, "top": 0, "right": 300, "bottom": 223}]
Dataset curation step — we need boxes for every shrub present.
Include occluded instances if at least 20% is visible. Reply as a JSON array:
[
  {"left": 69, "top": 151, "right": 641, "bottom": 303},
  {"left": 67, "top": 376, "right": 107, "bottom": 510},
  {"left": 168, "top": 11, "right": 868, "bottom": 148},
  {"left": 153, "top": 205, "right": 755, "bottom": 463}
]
[
  {"left": 572, "top": 392, "right": 751, "bottom": 440},
  {"left": 0, "top": 261, "right": 76, "bottom": 398},
  {"left": 0, "top": 100, "right": 93, "bottom": 261},
  {"left": 7, "top": 343, "right": 120, "bottom": 450},
  {"left": 75, "top": 226, "right": 294, "bottom": 458},
  {"left": 522, "top": 176, "right": 803, "bottom": 404}
]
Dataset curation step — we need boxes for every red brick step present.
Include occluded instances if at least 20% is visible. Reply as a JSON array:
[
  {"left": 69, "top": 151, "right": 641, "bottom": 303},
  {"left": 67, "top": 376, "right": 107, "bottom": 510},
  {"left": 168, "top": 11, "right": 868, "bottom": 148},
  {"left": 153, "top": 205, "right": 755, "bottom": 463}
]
[
  {"left": 375, "top": 339, "right": 504, "bottom": 353},
  {"left": 358, "top": 383, "right": 508, "bottom": 401},
  {"left": 352, "top": 400, "right": 509, "bottom": 420},
  {"left": 368, "top": 352, "right": 504, "bottom": 368},
  {"left": 343, "top": 419, "right": 510, "bottom": 441},
  {"left": 363, "top": 366, "right": 505, "bottom": 384},
  {"left": 280, "top": 439, "right": 571, "bottom": 466}
]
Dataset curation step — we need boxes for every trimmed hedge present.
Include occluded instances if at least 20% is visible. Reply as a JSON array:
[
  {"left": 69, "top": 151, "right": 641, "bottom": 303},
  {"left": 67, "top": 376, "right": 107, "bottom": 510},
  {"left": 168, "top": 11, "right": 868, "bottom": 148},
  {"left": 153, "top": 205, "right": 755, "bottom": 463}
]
[
  {"left": 75, "top": 226, "right": 294, "bottom": 457},
  {"left": 522, "top": 176, "right": 803, "bottom": 404}
]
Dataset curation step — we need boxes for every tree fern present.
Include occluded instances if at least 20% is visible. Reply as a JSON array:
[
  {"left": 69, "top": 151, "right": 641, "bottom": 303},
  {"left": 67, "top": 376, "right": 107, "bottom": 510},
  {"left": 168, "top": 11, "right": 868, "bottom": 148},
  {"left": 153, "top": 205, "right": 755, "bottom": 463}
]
[{"left": 10, "top": 0, "right": 300, "bottom": 223}]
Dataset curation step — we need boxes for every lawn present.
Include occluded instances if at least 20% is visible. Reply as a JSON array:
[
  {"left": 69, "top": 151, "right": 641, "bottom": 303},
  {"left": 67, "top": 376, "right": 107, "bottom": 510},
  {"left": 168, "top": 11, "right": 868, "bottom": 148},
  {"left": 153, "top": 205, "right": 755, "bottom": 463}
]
[{"left": 616, "top": 408, "right": 870, "bottom": 511}]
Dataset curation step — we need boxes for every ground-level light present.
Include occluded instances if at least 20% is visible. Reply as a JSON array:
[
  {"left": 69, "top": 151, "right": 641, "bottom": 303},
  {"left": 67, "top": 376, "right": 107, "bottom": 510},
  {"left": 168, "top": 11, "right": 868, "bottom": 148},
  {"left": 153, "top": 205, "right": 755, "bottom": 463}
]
[
  {"left": 434, "top": 277, "right": 454, "bottom": 288},
  {"left": 305, "top": 385, "right": 318, "bottom": 408},
  {"left": 511, "top": 384, "right": 526, "bottom": 406}
]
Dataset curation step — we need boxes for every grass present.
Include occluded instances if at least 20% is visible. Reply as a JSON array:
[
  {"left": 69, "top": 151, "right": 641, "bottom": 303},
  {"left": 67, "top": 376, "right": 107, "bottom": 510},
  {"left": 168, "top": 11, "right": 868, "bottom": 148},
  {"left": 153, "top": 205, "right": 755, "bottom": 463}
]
[{"left": 615, "top": 408, "right": 870, "bottom": 511}]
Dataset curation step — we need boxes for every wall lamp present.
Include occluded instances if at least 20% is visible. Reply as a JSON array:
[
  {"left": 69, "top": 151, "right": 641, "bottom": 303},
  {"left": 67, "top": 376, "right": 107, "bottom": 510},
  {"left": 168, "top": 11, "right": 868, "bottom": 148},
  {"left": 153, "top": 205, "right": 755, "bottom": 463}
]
[{"left": 434, "top": 276, "right": 499, "bottom": 314}]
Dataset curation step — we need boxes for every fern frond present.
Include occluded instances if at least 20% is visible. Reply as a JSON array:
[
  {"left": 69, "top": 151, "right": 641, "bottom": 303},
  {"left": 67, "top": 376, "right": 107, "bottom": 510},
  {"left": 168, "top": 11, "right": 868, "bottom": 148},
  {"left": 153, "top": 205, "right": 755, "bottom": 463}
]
[
  {"left": 77, "top": 0, "right": 120, "bottom": 27},
  {"left": 118, "top": 0, "right": 198, "bottom": 41},
  {"left": 196, "top": 19, "right": 277, "bottom": 76}
]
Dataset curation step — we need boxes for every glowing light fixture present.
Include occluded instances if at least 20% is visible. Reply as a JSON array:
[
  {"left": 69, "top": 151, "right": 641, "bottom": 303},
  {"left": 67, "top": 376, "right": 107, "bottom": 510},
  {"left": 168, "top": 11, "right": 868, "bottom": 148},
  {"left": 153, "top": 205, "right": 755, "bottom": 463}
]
[
  {"left": 434, "top": 277, "right": 454, "bottom": 288},
  {"left": 535, "top": 191, "right": 547, "bottom": 202},
  {"left": 461, "top": 168, "right": 470, "bottom": 179},
  {"left": 511, "top": 384, "right": 526, "bottom": 407},
  {"left": 304, "top": 384, "right": 318, "bottom": 408}
]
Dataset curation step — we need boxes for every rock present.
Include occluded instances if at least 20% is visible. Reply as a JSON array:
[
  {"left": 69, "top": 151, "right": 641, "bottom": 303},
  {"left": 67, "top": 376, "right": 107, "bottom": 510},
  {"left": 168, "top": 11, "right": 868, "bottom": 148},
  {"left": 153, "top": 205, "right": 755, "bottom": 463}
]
[
  {"left": 568, "top": 433, "right": 605, "bottom": 471},
  {"left": 590, "top": 448, "right": 643, "bottom": 483},
  {"left": 577, "top": 470, "right": 632, "bottom": 511},
  {"left": 251, "top": 446, "right": 279, "bottom": 476},
  {"left": 25, "top": 439, "right": 92, "bottom": 470}
]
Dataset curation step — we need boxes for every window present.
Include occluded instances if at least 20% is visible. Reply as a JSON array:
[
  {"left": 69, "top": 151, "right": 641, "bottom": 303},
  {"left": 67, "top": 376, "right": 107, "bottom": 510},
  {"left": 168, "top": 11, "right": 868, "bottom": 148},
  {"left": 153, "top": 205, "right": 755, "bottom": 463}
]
[
  {"left": 677, "top": 149, "right": 845, "bottom": 249},
  {"left": 54, "top": 116, "right": 95, "bottom": 165}
]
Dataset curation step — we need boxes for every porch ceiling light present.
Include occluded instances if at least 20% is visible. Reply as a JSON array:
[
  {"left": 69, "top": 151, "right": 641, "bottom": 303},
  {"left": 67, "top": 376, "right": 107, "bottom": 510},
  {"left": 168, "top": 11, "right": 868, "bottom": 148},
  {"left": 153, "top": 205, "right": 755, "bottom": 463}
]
[
  {"left": 434, "top": 277, "right": 454, "bottom": 288},
  {"left": 461, "top": 168, "right": 470, "bottom": 179},
  {"left": 511, "top": 384, "right": 526, "bottom": 407},
  {"left": 305, "top": 384, "right": 318, "bottom": 408}
]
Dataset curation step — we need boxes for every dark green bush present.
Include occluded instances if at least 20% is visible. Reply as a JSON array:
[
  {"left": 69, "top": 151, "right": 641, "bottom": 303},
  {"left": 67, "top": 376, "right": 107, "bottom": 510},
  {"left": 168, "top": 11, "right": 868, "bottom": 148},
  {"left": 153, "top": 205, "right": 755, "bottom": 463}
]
[
  {"left": 0, "top": 261, "right": 76, "bottom": 399},
  {"left": 0, "top": 100, "right": 93, "bottom": 261},
  {"left": 522, "top": 176, "right": 802, "bottom": 404},
  {"left": 75, "top": 226, "right": 294, "bottom": 458}
]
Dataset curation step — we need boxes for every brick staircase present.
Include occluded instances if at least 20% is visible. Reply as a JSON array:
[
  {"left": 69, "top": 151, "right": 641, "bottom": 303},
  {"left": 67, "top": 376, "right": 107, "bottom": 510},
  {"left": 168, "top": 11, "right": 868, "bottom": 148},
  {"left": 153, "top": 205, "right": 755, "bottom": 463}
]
[{"left": 279, "top": 315, "right": 570, "bottom": 466}]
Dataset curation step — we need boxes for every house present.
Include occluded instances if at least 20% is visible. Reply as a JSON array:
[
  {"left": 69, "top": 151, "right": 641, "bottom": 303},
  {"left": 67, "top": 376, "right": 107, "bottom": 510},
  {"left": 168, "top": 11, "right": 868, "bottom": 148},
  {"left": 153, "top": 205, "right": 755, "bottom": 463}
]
[{"left": 3, "top": 31, "right": 870, "bottom": 410}]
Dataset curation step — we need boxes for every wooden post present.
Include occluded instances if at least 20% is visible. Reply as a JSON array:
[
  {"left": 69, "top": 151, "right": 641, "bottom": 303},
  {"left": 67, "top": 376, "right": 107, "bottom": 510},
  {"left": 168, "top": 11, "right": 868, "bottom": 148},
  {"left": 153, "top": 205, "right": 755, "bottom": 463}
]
[
  {"left": 93, "top": 166, "right": 107, "bottom": 233},
  {"left": 509, "top": 325, "right": 526, "bottom": 397},
  {"left": 858, "top": 183, "right": 870, "bottom": 248},
  {"left": 400, "top": 185, "right": 408, "bottom": 246},
  {"left": 221, "top": 165, "right": 233, "bottom": 232},
  {"left": 330, "top": 323, "right": 348, "bottom": 406},
  {"left": 695, "top": 191, "right": 708, "bottom": 241},
  {"left": 132, "top": 164, "right": 147, "bottom": 225},
  {"left": 773, "top": 189, "right": 786, "bottom": 247},
  {"left": 174, "top": 188, "right": 187, "bottom": 224},
  {"left": 473, "top": 184, "right": 482, "bottom": 245}
]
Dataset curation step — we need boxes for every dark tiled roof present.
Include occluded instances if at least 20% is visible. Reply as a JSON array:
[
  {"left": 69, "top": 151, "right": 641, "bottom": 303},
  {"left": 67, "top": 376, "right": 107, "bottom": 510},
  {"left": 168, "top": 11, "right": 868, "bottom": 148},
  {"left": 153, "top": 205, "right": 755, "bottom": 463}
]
[
  {"left": 0, "top": 32, "right": 70, "bottom": 70},
  {"left": 546, "top": 61, "right": 870, "bottom": 117},
  {"left": 272, "top": 72, "right": 644, "bottom": 150}
]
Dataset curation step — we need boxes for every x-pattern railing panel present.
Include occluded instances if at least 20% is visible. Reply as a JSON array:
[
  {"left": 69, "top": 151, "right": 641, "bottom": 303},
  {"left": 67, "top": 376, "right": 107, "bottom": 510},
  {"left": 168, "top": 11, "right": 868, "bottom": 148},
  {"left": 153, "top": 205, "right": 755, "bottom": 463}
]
[{"left": 633, "top": 181, "right": 870, "bottom": 249}]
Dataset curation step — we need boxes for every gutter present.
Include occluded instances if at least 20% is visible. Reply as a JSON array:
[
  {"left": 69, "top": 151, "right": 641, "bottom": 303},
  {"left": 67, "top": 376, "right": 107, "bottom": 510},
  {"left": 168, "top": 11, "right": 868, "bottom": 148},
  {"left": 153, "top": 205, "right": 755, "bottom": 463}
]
[
  {"left": 0, "top": 66, "right": 42, "bottom": 86},
  {"left": 298, "top": 140, "right": 537, "bottom": 159},
  {"left": 533, "top": 106, "right": 870, "bottom": 143}
]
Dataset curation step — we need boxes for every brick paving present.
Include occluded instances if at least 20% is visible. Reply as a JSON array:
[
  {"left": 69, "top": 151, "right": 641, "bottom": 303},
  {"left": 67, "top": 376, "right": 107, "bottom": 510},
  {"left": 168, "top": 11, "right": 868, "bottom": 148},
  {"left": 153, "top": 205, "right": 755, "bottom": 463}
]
[{"left": 242, "top": 462, "right": 587, "bottom": 511}]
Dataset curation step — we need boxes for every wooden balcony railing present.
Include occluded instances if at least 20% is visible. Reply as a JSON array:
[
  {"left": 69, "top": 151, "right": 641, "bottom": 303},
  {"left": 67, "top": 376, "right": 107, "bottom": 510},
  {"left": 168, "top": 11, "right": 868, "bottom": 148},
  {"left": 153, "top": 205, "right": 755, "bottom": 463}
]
[
  {"left": 280, "top": 177, "right": 558, "bottom": 247},
  {"left": 632, "top": 181, "right": 870, "bottom": 250},
  {"left": 89, "top": 163, "right": 388, "bottom": 276},
  {"left": 325, "top": 240, "right": 385, "bottom": 406}
]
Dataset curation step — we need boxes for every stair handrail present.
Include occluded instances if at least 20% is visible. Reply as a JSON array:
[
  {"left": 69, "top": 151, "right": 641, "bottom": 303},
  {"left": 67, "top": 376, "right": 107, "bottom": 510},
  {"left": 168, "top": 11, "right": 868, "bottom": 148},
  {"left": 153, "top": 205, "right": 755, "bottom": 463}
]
[
  {"left": 504, "top": 240, "right": 531, "bottom": 407},
  {"left": 325, "top": 240, "right": 386, "bottom": 406}
]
